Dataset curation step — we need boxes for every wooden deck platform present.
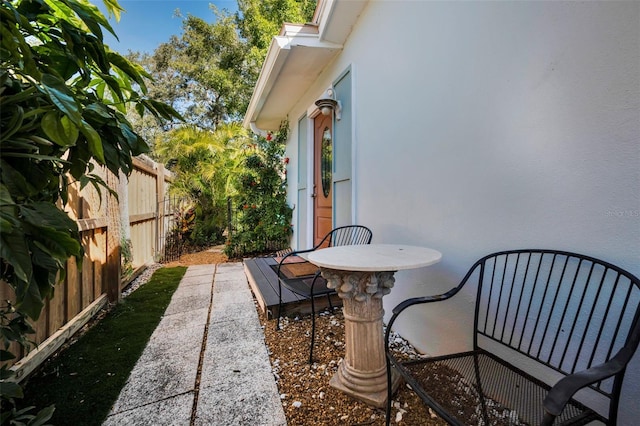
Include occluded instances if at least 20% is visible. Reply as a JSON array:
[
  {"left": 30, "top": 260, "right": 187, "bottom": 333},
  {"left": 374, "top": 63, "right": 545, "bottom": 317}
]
[{"left": 243, "top": 257, "right": 341, "bottom": 320}]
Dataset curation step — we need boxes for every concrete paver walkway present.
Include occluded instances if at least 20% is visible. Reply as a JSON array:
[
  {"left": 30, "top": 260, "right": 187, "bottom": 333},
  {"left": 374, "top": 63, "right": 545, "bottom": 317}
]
[{"left": 103, "top": 263, "right": 286, "bottom": 425}]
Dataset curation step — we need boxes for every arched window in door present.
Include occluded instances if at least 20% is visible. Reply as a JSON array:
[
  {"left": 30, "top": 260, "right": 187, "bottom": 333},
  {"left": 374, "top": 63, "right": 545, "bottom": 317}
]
[{"left": 321, "top": 127, "right": 332, "bottom": 198}]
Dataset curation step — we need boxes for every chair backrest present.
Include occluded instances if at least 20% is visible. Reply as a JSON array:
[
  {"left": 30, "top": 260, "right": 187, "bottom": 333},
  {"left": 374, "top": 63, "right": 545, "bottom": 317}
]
[
  {"left": 321, "top": 225, "right": 373, "bottom": 248},
  {"left": 469, "top": 249, "right": 640, "bottom": 414}
]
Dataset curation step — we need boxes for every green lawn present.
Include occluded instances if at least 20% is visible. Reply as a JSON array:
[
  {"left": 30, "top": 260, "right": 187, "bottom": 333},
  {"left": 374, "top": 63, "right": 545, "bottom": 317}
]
[{"left": 21, "top": 266, "right": 186, "bottom": 426}]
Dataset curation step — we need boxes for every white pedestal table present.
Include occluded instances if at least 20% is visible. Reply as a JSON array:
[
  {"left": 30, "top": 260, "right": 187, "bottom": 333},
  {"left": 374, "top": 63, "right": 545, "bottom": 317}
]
[{"left": 307, "top": 244, "right": 442, "bottom": 407}]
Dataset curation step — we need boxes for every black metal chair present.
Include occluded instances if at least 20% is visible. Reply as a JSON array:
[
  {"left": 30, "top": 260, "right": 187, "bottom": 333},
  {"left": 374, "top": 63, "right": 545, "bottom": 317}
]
[
  {"left": 275, "top": 225, "right": 373, "bottom": 363},
  {"left": 385, "top": 249, "right": 640, "bottom": 425}
]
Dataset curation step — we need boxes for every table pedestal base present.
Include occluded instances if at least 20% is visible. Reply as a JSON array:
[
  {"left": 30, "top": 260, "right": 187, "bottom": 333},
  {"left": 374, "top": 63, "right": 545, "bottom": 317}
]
[
  {"left": 330, "top": 362, "right": 402, "bottom": 408},
  {"left": 320, "top": 268, "right": 399, "bottom": 407}
]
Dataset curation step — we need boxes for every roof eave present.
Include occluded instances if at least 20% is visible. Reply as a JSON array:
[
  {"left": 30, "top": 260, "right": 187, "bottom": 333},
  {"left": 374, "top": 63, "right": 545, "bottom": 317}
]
[
  {"left": 243, "top": 0, "right": 368, "bottom": 132},
  {"left": 243, "top": 31, "right": 342, "bottom": 132}
]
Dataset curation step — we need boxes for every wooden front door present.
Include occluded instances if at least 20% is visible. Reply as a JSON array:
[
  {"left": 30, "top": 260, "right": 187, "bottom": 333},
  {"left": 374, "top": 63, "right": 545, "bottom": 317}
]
[{"left": 313, "top": 113, "right": 333, "bottom": 247}]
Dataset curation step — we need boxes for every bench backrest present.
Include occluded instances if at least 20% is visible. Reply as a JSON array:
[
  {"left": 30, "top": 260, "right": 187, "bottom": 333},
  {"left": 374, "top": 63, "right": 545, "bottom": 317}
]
[{"left": 471, "top": 250, "right": 640, "bottom": 404}]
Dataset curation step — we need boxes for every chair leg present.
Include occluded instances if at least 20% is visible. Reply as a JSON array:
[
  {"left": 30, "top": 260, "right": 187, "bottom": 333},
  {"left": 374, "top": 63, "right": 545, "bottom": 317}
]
[
  {"left": 473, "top": 352, "right": 490, "bottom": 425},
  {"left": 385, "top": 357, "right": 393, "bottom": 426},
  {"left": 309, "top": 294, "right": 316, "bottom": 364},
  {"left": 327, "top": 293, "right": 333, "bottom": 311}
]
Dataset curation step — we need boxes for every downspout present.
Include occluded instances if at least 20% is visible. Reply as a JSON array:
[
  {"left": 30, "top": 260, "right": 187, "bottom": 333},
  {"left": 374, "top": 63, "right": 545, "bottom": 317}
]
[{"left": 249, "top": 121, "right": 268, "bottom": 138}]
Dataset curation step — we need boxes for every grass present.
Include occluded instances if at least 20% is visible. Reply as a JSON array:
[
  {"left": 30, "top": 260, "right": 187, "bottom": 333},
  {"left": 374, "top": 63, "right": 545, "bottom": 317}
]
[{"left": 21, "top": 266, "right": 187, "bottom": 426}]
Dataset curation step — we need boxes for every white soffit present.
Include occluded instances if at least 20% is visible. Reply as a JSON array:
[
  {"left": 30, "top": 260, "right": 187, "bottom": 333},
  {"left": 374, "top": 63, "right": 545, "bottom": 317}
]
[
  {"left": 317, "top": 0, "right": 368, "bottom": 44},
  {"left": 244, "top": 0, "right": 368, "bottom": 131}
]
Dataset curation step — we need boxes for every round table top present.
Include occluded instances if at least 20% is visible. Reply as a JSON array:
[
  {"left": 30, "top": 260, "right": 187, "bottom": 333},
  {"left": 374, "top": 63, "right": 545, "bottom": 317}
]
[{"left": 307, "top": 244, "right": 442, "bottom": 272}]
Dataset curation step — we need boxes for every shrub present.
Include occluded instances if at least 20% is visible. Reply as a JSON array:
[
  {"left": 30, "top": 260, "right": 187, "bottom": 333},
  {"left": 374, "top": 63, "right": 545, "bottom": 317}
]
[{"left": 225, "top": 120, "right": 292, "bottom": 257}]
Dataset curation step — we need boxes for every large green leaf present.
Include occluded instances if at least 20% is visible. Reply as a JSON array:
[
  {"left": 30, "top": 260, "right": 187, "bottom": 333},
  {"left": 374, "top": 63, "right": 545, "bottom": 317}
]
[
  {"left": 95, "top": 73, "right": 123, "bottom": 104},
  {"left": 0, "top": 381, "right": 23, "bottom": 399},
  {"left": 32, "top": 227, "right": 81, "bottom": 260},
  {"left": 102, "top": 0, "right": 124, "bottom": 23},
  {"left": 0, "top": 351, "right": 15, "bottom": 364},
  {"left": 67, "top": 1, "right": 104, "bottom": 40},
  {"left": 70, "top": 0, "right": 117, "bottom": 39},
  {"left": 32, "top": 241, "right": 66, "bottom": 273},
  {"left": 106, "top": 52, "right": 147, "bottom": 91},
  {"left": 0, "top": 85, "right": 37, "bottom": 107},
  {"left": 0, "top": 104, "right": 24, "bottom": 142},
  {"left": 20, "top": 202, "right": 79, "bottom": 234},
  {"left": 0, "top": 185, "right": 18, "bottom": 234},
  {"left": 0, "top": 229, "right": 32, "bottom": 284},
  {"left": 41, "top": 111, "right": 79, "bottom": 146},
  {"left": 79, "top": 120, "right": 105, "bottom": 163},
  {"left": 0, "top": 160, "right": 33, "bottom": 201},
  {"left": 30, "top": 405, "right": 56, "bottom": 426},
  {"left": 83, "top": 34, "right": 110, "bottom": 73},
  {"left": 0, "top": 214, "right": 15, "bottom": 234},
  {"left": 14, "top": 276, "right": 45, "bottom": 320},
  {"left": 44, "top": 0, "right": 86, "bottom": 30},
  {"left": 46, "top": 51, "right": 80, "bottom": 81},
  {"left": 40, "top": 74, "right": 82, "bottom": 125},
  {"left": 117, "top": 121, "right": 141, "bottom": 150},
  {"left": 0, "top": 183, "right": 16, "bottom": 206},
  {"left": 67, "top": 139, "right": 91, "bottom": 178},
  {"left": 84, "top": 102, "right": 114, "bottom": 123}
]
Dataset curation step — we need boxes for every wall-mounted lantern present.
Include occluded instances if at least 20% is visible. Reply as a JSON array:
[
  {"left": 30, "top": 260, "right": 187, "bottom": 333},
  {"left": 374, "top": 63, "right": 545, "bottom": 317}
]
[{"left": 315, "top": 87, "right": 342, "bottom": 120}]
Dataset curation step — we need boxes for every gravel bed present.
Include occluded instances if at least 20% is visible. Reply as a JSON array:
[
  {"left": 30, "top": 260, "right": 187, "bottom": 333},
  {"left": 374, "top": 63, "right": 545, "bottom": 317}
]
[
  {"left": 121, "top": 263, "right": 164, "bottom": 298},
  {"left": 258, "top": 308, "right": 447, "bottom": 425}
]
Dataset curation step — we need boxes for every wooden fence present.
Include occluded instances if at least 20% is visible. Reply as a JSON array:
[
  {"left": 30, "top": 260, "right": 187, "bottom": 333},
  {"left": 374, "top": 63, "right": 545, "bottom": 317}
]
[
  {"left": 4, "top": 156, "right": 172, "bottom": 381},
  {"left": 127, "top": 157, "right": 172, "bottom": 270}
]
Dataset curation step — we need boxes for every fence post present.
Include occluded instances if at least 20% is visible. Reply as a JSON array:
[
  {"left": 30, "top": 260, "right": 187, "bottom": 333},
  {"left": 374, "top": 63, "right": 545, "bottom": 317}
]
[
  {"left": 105, "top": 170, "right": 121, "bottom": 303},
  {"left": 156, "top": 164, "right": 165, "bottom": 260}
]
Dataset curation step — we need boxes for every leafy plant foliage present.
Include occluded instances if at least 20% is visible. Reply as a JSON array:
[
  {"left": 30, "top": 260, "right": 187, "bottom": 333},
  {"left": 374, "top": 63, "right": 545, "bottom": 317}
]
[
  {"left": 154, "top": 123, "right": 249, "bottom": 249},
  {"left": 0, "top": 0, "right": 180, "bottom": 422},
  {"left": 135, "top": 1, "right": 316, "bottom": 257},
  {"left": 225, "top": 121, "right": 292, "bottom": 257}
]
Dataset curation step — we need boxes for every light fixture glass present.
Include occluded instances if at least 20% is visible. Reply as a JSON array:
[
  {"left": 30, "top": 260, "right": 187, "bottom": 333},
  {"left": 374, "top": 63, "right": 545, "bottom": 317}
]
[{"left": 315, "top": 87, "right": 341, "bottom": 120}]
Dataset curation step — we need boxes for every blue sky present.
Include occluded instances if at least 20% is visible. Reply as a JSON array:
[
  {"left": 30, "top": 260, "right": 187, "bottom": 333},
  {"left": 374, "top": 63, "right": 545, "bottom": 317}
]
[{"left": 98, "top": 1, "right": 239, "bottom": 55}]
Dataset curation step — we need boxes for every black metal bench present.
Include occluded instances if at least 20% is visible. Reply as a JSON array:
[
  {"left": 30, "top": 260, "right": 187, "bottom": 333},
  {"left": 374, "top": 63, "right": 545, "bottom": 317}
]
[{"left": 385, "top": 249, "right": 640, "bottom": 425}]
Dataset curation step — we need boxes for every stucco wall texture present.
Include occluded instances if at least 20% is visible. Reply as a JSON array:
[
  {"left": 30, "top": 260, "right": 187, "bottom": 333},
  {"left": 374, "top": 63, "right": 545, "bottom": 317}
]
[{"left": 284, "top": 1, "right": 639, "bottom": 421}]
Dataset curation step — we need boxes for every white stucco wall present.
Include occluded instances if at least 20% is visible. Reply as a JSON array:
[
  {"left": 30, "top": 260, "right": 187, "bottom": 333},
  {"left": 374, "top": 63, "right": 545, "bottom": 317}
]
[{"left": 282, "top": 0, "right": 639, "bottom": 420}]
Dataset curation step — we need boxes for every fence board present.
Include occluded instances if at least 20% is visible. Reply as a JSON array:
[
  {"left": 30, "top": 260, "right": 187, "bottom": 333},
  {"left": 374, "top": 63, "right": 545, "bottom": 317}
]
[
  {"left": 78, "top": 218, "right": 108, "bottom": 231},
  {"left": 81, "top": 232, "right": 93, "bottom": 309},
  {"left": 49, "top": 274, "right": 66, "bottom": 335},
  {"left": 66, "top": 257, "right": 80, "bottom": 323},
  {"left": 5, "top": 156, "right": 173, "bottom": 373},
  {"left": 34, "top": 300, "right": 48, "bottom": 345},
  {"left": 10, "top": 295, "right": 108, "bottom": 383},
  {"left": 94, "top": 228, "right": 106, "bottom": 296},
  {"left": 128, "top": 159, "right": 160, "bottom": 268}
]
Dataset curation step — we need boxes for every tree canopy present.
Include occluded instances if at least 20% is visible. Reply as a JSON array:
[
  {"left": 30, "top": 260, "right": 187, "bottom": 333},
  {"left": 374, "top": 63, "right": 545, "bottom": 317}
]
[
  {"left": 236, "top": 0, "right": 317, "bottom": 51},
  {"left": 126, "top": 0, "right": 317, "bottom": 135}
]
